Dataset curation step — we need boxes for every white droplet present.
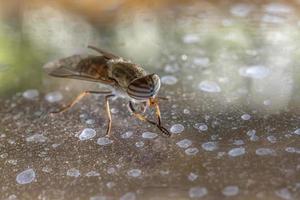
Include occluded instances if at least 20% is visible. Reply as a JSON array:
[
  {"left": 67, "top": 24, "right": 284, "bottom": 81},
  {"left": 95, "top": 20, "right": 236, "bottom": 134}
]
[
  {"left": 135, "top": 141, "right": 144, "bottom": 148},
  {"left": 194, "top": 123, "right": 208, "bottom": 131},
  {"left": 142, "top": 132, "right": 158, "bottom": 139},
  {"left": 193, "top": 57, "right": 210, "bottom": 66},
  {"left": 267, "top": 135, "right": 277, "bottom": 143},
  {"left": 164, "top": 64, "right": 179, "bottom": 73},
  {"left": 275, "top": 188, "right": 292, "bottom": 200},
  {"left": 45, "top": 91, "right": 63, "bottom": 103},
  {"left": 228, "top": 147, "right": 246, "bottom": 157},
  {"left": 176, "top": 139, "right": 192, "bottom": 149},
  {"left": 85, "top": 119, "right": 95, "bottom": 125},
  {"left": 188, "top": 187, "right": 208, "bottom": 198},
  {"left": 201, "top": 142, "right": 218, "bottom": 151},
  {"left": 67, "top": 168, "right": 80, "bottom": 177},
  {"left": 188, "top": 172, "right": 198, "bottom": 181},
  {"left": 222, "top": 186, "right": 239, "bottom": 196},
  {"left": 255, "top": 148, "right": 275, "bottom": 156},
  {"left": 294, "top": 128, "right": 300, "bottom": 135},
  {"left": 263, "top": 99, "right": 272, "bottom": 106},
  {"left": 161, "top": 75, "right": 178, "bottom": 85},
  {"left": 239, "top": 65, "right": 270, "bottom": 79},
  {"left": 120, "top": 192, "right": 136, "bottom": 200},
  {"left": 26, "top": 134, "right": 48, "bottom": 143},
  {"left": 170, "top": 124, "right": 185, "bottom": 134},
  {"left": 185, "top": 147, "right": 199, "bottom": 156},
  {"left": 264, "top": 3, "right": 292, "bottom": 14},
  {"left": 121, "top": 131, "right": 133, "bottom": 139},
  {"left": 183, "top": 109, "right": 191, "bottom": 114},
  {"left": 230, "top": 4, "right": 252, "bottom": 17},
  {"left": 97, "top": 137, "right": 113, "bottom": 146},
  {"left": 79, "top": 128, "right": 96, "bottom": 141},
  {"left": 107, "top": 167, "right": 116, "bottom": 174},
  {"left": 285, "top": 147, "right": 296, "bottom": 153},
  {"left": 241, "top": 114, "right": 251, "bottom": 120},
  {"left": 111, "top": 108, "right": 119, "bottom": 114},
  {"left": 233, "top": 140, "right": 244, "bottom": 145},
  {"left": 16, "top": 168, "right": 36, "bottom": 184},
  {"left": 182, "top": 34, "right": 200, "bottom": 44},
  {"left": 90, "top": 195, "right": 107, "bottom": 200},
  {"left": 198, "top": 81, "right": 221, "bottom": 93},
  {"left": 23, "top": 89, "right": 39, "bottom": 100},
  {"left": 85, "top": 171, "right": 100, "bottom": 177},
  {"left": 127, "top": 169, "right": 141, "bottom": 177}
]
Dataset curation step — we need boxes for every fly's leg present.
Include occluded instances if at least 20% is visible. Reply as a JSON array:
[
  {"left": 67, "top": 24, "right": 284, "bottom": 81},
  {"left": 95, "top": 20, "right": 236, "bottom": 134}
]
[
  {"left": 128, "top": 101, "right": 171, "bottom": 136},
  {"left": 50, "top": 90, "right": 112, "bottom": 114},
  {"left": 105, "top": 94, "right": 115, "bottom": 137}
]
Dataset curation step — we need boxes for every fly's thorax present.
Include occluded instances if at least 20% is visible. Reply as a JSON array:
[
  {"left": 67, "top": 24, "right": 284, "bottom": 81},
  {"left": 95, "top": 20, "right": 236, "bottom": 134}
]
[{"left": 108, "top": 60, "right": 147, "bottom": 91}]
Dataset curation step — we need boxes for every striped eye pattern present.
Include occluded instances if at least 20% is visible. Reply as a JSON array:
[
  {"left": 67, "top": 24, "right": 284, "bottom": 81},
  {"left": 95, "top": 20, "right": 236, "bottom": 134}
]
[{"left": 127, "top": 74, "right": 161, "bottom": 100}]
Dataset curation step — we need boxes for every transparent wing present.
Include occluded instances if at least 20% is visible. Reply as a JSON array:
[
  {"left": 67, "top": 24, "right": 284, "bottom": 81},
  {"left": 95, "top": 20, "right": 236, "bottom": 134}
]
[{"left": 43, "top": 55, "right": 116, "bottom": 85}]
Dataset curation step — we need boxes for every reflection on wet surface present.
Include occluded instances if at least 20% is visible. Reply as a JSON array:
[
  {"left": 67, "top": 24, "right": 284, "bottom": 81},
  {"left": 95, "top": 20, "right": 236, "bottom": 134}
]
[{"left": 0, "top": 1, "right": 300, "bottom": 200}]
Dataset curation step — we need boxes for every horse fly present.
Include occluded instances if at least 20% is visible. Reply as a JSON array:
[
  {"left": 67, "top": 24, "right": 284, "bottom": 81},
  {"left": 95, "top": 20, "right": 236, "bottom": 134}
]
[{"left": 43, "top": 46, "right": 170, "bottom": 137}]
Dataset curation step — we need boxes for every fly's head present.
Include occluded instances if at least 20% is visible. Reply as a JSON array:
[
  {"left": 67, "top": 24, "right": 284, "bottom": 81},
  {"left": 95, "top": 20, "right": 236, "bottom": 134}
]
[{"left": 127, "top": 73, "right": 161, "bottom": 102}]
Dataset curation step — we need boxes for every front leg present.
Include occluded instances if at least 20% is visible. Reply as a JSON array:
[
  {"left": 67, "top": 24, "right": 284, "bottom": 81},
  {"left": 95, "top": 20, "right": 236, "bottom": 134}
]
[{"left": 128, "top": 101, "right": 170, "bottom": 136}]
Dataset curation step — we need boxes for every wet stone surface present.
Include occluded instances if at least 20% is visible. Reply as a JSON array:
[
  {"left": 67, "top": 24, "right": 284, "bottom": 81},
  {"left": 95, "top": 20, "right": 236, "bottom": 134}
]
[{"left": 1, "top": 1, "right": 300, "bottom": 200}]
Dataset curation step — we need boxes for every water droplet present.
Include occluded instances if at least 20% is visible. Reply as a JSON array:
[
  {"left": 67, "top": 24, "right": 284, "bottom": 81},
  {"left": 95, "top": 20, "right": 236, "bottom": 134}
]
[
  {"left": 239, "top": 65, "right": 270, "bottom": 79},
  {"left": 23, "top": 89, "right": 39, "bottom": 100},
  {"left": 285, "top": 147, "right": 296, "bottom": 153},
  {"left": 188, "top": 172, "right": 198, "bottom": 181},
  {"left": 198, "top": 81, "right": 221, "bottom": 93},
  {"left": 228, "top": 147, "right": 246, "bottom": 157},
  {"left": 142, "top": 132, "right": 158, "bottom": 139},
  {"left": 255, "top": 148, "right": 275, "bottom": 156},
  {"left": 97, "top": 137, "right": 113, "bottom": 146},
  {"left": 185, "top": 147, "right": 199, "bottom": 156},
  {"left": 127, "top": 169, "right": 141, "bottom": 177},
  {"left": 85, "top": 119, "right": 95, "bottom": 125},
  {"left": 135, "top": 141, "right": 144, "bottom": 148},
  {"left": 233, "top": 140, "right": 244, "bottom": 145},
  {"left": 183, "top": 108, "right": 190, "bottom": 114},
  {"left": 182, "top": 34, "right": 200, "bottom": 44},
  {"left": 164, "top": 64, "right": 179, "bottom": 73},
  {"left": 90, "top": 195, "right": 107, "bottom": 200},
  {"left": 275, "top": 188, "right": 292, "bottom": 200},
  {"left": 264, "top": 3, "right": 292, "bottom": 14},
  {"left": 121, "top": 131, "right": 133, "bottom": 139},
  {"left": 170, "top": 124, "right": 185, "bottom": 134},
  {"left": 67, "top": 168, "right": 80, "bottom": 177},
  {"left": 230, "top": 4, "right": 252, "bottom": 17},
  {"left": 294, "top": 128, "right": 300, "bottom": 135},
  {"left": 120, "top": 192, "right": 136, "bottom": 200},
  {"left": 263, "top": 99, "right": 272, "bottom": 106},
  {"left": 26, "top": 134, "right": 48, "bottom": 143},
  {"left": 16, "top": 169, "right": 36, "bottom": 184},
  {"left": 79, "top": 128, "right": 96, "bottom": 141},
  {"left": 241, "top": 114, "right": 251, "bottom": 120},
  {"left": 201, "top": 142, "right": 218, "bottom": 151},
  {"left": 85, "top": 171, "right": 100, "bottom": 177},
  {"left": 45, "top": 91, "right": 63, "bottom": 103},
  {"left": 267, "top": 135, "right": 277, "bottom": 143},
  {"left": 194, "top": 123, "right": 208, "bottom": 131},
  {"left": 176, "top": 139, "right": 192, "bottom": 149},
  {"left": 222, "top": 186, "right": 239, "bottom": 196},
  {"left": 107, "top": 167, "right": 116, "bottom": 174},
  {"left": 193, "top": 57, "right": 209, "bottom": 66},
  {"left": 111, "top": 108, "right": 119, "bottom": 114},
  {"left": 161, "top": 75, "right": 178, "bottom": 85},
  {"left": 188, "top": 187, "right": 208, "bottom": 198}
]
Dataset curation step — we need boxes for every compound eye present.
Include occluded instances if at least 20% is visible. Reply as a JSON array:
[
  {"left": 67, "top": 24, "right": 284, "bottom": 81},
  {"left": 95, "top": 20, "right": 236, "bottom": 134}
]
[{"left": 127, "top": 74, "right": 161, "bottom": 100}]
